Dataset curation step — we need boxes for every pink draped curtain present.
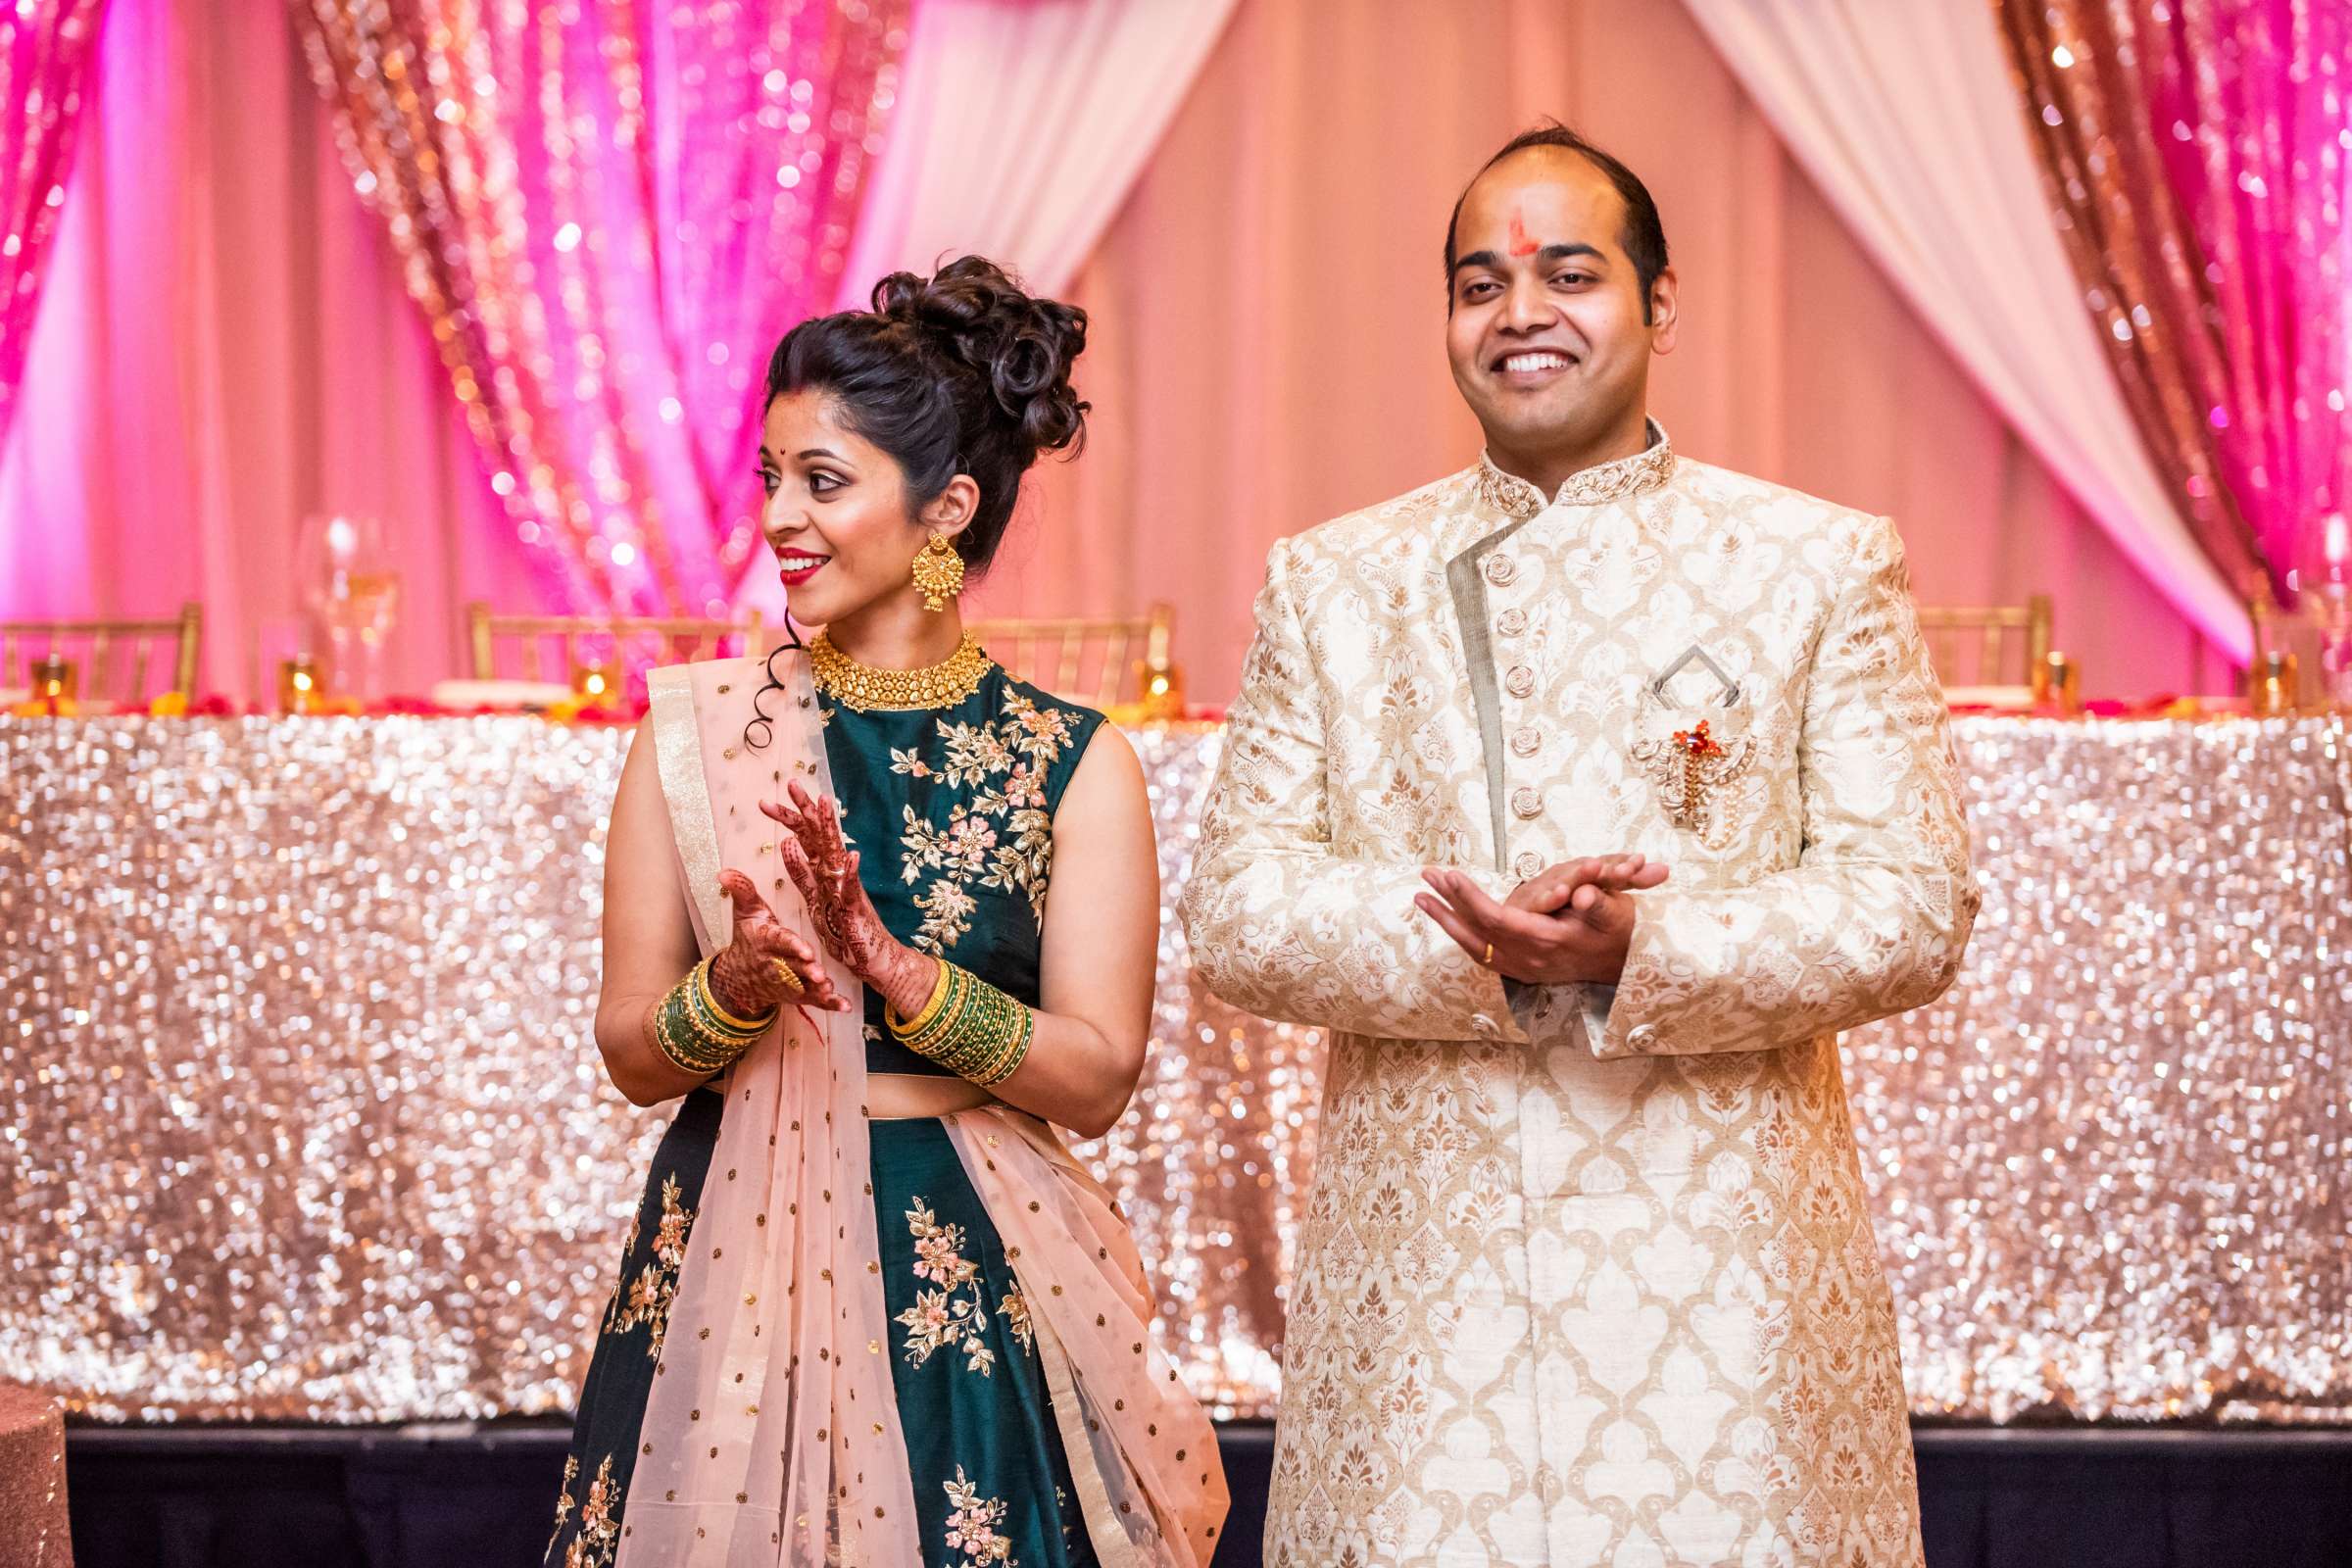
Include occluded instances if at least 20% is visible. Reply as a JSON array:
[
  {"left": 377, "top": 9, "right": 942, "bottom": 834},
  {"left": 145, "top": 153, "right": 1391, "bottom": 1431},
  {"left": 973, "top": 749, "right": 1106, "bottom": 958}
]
[
  {"left": 0, "top": 0, "right": 108, "bottom": 443},
  {"left": 291, "top": 0, "right": 911, "bottom": 615},
  {"left": 0, "top": 0, "right": 529, "bottom": 698},
  {"left": 1996, "top": 0, "right": 2351, "bottom": 599},
  {"left": 1676, "top": 0, "right": 2252, "bottom": 661}
]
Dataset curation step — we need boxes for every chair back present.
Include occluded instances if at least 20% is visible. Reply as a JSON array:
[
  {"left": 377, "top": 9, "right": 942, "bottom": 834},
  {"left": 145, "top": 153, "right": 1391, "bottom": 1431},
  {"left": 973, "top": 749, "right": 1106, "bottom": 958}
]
[
  {"left": 465, "top": 604, "right": 764, "bottom": 681},
  {"left": 0, "top": 603, "right": 203, "bottom": 704},
  {"left": 967, "top": 604, "right": 1175, "bottom": 710},
  {"left": 1915, "top": 595, "right": 2053, "bottom": 702}
]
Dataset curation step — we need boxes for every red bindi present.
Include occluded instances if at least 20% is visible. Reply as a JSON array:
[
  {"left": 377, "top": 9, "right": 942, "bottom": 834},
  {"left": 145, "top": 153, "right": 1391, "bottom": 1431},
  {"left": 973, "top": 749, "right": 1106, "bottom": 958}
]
[{"left": 1507, "top": 210, "right": 1538, "bottom": 258}]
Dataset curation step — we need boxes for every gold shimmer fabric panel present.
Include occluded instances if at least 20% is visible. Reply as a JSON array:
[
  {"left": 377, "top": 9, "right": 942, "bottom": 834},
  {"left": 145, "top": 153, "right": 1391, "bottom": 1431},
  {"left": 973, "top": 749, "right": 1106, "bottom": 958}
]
[{"left": 1, "top": 715, "right": 2343, "bottom": 1423}]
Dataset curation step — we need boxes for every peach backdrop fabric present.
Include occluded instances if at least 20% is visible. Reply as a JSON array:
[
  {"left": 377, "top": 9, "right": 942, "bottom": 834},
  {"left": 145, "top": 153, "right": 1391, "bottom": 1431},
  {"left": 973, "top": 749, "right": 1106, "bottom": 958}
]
[
  {"left": 986, "top": 0, "right": 2239, "bottom": 701},
  {"left": 0, "top": 0, "right": 2235, "bottom": 702}
]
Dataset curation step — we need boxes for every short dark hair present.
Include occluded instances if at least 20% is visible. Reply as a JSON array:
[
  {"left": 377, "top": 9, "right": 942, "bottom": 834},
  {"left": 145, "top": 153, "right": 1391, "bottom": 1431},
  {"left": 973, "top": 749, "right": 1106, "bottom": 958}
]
[
  {"left": 763, "top": 255, "right": 1088, "bottom": 576},
  {"left": 1443, "top": 123, "right": 1670, "bottom": 321}
]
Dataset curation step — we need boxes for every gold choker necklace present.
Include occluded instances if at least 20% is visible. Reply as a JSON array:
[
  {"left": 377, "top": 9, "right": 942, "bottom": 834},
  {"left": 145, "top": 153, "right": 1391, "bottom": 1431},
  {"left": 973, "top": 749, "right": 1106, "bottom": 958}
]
[{"left": 808, "top": 631, "right": 993, "bottom": 711}]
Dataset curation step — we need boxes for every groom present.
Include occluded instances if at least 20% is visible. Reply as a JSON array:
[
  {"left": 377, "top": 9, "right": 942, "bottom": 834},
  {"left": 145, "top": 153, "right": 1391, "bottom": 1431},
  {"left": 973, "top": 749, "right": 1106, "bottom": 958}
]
[{"left": 1180, "top": 126, "right": 1977, "bottom": 1567}]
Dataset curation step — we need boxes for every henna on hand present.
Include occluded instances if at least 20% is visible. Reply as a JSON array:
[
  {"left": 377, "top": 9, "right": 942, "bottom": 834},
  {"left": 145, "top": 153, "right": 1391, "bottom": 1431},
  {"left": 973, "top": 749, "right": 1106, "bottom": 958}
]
[
  {"left": 762, "top": 783, "right": 930, "bottom": 1013},
  {"left": 708, "top": 867, "right": 853, "bottom": 1015}
]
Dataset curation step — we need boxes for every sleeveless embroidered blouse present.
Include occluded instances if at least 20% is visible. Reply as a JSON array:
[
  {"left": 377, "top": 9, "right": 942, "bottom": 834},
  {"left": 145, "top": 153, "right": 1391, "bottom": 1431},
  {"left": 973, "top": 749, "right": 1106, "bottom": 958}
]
[{"left": 816, "top": 662, "right": 1105, "bottom": 1076}]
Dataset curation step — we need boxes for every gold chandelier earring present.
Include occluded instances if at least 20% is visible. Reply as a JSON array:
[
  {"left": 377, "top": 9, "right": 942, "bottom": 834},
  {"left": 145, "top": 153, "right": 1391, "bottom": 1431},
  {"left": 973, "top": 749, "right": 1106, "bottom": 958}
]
[{"left": 910, "top": 533, "right": 965, "bottom": 613}]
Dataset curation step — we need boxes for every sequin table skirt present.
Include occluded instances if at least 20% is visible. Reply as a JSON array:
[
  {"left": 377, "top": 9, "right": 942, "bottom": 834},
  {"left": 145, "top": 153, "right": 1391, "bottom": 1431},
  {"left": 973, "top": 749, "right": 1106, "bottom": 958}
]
[
  {"left": 0, "top": 1381, "right": 71, "bottom": 1564},
  {"left": 1, "top": 715, "right": 2345, "bottom": 1425}
]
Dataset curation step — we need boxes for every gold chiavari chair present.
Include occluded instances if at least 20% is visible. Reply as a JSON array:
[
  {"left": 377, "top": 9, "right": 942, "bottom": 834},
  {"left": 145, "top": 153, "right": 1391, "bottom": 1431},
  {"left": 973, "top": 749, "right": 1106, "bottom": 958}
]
[
  {"left": 465, "top": 604, "right": 764, "bottom": 682},
  {"left": 1914, "top": 595, "right": 2054, "bottom": 706},
  {"left": 967, "top": 604, "right": 1177, "bottom": 710},
  {"left": 0, "top": 603, "right": 203, "bottom": 705}
]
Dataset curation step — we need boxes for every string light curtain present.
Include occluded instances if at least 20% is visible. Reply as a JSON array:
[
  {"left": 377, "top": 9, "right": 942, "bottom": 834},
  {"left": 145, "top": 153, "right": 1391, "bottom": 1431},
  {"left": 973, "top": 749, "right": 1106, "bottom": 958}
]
[
  {"left": 1995, "top": 0, "right": 2350, "bottom": 602},
  {"left": 0, "top": 0, "right": 109, "bottom": 447},
  {"left": 291, "top": 0, "right": 910, "bottom": 615}
]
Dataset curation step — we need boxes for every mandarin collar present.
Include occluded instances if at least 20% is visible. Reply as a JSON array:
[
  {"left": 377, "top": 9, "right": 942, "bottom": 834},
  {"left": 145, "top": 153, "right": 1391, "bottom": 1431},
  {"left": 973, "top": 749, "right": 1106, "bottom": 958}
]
[{"left": 1473, "top": 419, "right": 1676, "bottom": 519}]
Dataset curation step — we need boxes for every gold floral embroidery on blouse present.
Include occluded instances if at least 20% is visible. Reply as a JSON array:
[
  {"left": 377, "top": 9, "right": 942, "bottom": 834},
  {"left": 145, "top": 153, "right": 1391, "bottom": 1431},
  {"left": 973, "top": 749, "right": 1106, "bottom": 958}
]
[
  {"left": 891, "top": 690, "right": 1076, "bottom": 954},
  {"left": 893, "top": 1198, "right": 1031, "bottom": 1378},
  {"left": 603, "top": 1171, "right": 694, "bottom": 1358},
  {"left": 547, "top": 1452, "right": 622, "bottom": 1568},
  {"left": 943, "top": 1467, "right": 1018, "bottom": 1567}
]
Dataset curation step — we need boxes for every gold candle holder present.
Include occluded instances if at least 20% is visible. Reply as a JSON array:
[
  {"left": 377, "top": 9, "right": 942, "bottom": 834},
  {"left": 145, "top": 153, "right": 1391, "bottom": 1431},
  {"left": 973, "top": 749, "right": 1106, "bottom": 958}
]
[
  {"left": 278, "top": 657, "right": 322, "bottom": 715},
  {"left": 30, "top": 656, "right": 76, "bottom": 703},
  {"left": 1133, "top": 606, "right": 1185, "bottom": 721},
  {"left": 570, "top": 661, "right": 618, "bottom": 703},
  {"left": 2034, "top": 651, "right": 2080, "bottom": 713},
  {"left": 2249, "top": 651, "right": 2297, "bottom": 716},
  {"left": 1135, "top": 660, "right": 1186, "bottom": 720}
]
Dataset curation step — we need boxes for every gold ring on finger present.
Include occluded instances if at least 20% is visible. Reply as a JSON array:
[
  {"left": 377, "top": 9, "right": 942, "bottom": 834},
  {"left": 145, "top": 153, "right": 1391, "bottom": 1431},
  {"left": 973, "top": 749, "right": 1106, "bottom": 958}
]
[
  {"left": 772, "top": 957, "right": 806, "bottom": 997},
  {"left": 1481, "top": 941, "right": 1494, "bottom": 968}
]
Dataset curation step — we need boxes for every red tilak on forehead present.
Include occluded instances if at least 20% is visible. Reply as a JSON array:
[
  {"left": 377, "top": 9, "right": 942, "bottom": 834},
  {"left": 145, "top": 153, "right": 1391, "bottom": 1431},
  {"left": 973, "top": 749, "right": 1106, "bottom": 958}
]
[{"left": 1507, "top": 209, "right": 1538, "bottom": 257}]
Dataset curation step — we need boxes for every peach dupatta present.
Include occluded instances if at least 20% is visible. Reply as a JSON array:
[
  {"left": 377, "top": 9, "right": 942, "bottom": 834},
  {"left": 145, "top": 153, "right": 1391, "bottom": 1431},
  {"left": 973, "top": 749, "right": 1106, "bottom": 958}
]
[{"left": 618, "top": 652, "right": 1226, "bottom": 1568}]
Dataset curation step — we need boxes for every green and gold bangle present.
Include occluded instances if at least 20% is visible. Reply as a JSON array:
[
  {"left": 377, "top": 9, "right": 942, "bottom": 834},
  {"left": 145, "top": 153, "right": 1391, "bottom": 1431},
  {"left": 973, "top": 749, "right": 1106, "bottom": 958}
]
[
  {"left": 886, "top": 958, "right": 1033, "bottom": 1087},
  {"left": 693, "top": 960, "right": 774, "bottom": 1037},
  {"left": 651, "top": 957, "right": 776, "bottom": 1076},
  {"left": 890, "top": 958, "right": 956, "bottom": 1045}
]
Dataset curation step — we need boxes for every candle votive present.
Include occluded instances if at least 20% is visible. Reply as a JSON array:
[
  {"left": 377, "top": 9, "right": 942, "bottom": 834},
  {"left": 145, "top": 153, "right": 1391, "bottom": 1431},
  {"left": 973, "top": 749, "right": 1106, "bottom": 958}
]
[
  {"left": 2249, "top": 651, "right": 2297, "bottom": 716},
  {"left": 2034, "top": 651, "right": 2080, "bottom": 713},
  {"left": 570, "top": 662, "right": 618, "bottom": 703},
  {"left": 278, "top": 657, "right": 322, "bottom": 715},
  {"left": 29, "top": 656, "right": 75, "bottom": 702}
]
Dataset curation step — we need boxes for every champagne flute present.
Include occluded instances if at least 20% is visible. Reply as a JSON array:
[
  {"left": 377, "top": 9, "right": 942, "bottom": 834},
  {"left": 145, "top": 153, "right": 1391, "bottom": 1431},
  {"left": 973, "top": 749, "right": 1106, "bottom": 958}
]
[{"left": 295, "top": 514, "right": 402, "bottom": 703}]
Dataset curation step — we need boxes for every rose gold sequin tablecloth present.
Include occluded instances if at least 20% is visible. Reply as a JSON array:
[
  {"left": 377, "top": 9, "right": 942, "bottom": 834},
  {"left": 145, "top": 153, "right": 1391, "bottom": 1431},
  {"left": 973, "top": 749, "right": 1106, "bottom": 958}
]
[
  {"left": 0, "top": 1382, "right": 71, "bottom": 1565},
  {"left": 1, "top": 715, "right": 2345, "bottom": 1424}
]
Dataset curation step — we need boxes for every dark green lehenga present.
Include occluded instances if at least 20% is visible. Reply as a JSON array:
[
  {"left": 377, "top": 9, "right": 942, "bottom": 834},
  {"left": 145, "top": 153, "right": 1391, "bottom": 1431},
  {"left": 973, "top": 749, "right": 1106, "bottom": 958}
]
[
  {"left": 548, "top": 663, "right": 1107, "bottom": 1568},
  {"left": 546, "top": 1095, "right": 1098, "bottom": 1568}
]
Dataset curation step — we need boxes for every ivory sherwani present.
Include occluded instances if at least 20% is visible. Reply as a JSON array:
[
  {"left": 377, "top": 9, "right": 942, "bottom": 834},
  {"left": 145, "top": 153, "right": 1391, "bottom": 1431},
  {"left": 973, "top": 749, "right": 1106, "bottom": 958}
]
[{"left": 1178, "top": 428, "right": 1977, "bottom": 1567}]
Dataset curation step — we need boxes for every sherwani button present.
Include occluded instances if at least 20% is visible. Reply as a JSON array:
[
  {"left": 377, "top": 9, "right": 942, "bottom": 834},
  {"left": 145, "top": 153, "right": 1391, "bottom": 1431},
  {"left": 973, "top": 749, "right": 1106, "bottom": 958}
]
[
  {"left": 1496, "top": 609, "right": 1527, "bottom": 636},
  {"left": 1629, "top": 1023, "right": 1656, "bottom": 1046},
  {"left": 1510, "top": 725, "right": 1541, "bottom": 758},
  {"left": 1511, "top": 787, "right": 1542, "bottom": 819},
  {"left": 1513, "top": 852, "right": 1543, "bottom": 880},
  {"left": 1484, "top": 555, "right": 1516, "bottom": 586},
  {"left": 1505, "top": 665, "right": 1536, "bottom": 699},
  {"left": 1470, "top": 1014, "right": 1498, "bottom": 1036}
]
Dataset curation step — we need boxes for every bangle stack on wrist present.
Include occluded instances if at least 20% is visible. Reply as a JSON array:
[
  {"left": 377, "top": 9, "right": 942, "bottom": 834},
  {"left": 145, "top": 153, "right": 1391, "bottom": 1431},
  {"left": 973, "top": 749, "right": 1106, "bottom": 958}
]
[
  {"left": 651, "top": 956, "right": 778, "bottom": 1075},
  {"left": 885, "top": 959, "right": 1033, "bottom": 1087}
]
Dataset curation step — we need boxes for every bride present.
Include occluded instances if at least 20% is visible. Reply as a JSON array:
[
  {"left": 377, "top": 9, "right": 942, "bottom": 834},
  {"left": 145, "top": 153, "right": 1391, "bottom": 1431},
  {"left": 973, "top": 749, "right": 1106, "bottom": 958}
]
[{"left": 546, "top": 256, "right": 1226, "bottom": 1568}]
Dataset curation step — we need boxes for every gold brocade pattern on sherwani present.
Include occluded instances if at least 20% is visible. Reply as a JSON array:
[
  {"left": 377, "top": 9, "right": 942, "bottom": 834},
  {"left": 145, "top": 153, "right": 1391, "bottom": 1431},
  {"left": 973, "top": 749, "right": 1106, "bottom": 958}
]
[
  {"left": 1472, "top": 426, "right": 1678, "bottom": 518},
  {"left": 1180, "top": 432, "right": 1976, "bottom": 1567}
]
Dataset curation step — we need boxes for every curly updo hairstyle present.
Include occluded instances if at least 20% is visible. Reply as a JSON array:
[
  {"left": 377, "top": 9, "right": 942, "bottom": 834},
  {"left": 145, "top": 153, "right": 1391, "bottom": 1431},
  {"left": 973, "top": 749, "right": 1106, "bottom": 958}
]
[
  {"left": 764, "top": 255, "right": 1089, "bottom": 575},
  {"left": 741, "top": 257, "right": 1087, "bottom": 752}
]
